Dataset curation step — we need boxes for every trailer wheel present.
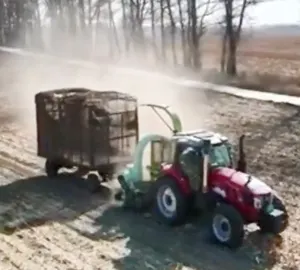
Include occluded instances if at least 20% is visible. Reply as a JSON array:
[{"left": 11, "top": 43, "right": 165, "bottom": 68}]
[
  {"left": 45, "top": 159, "right": 61, "bottom": 178},
  {"left": 153, "top": 176, "right": 189, "bottom": 226},
  {"left": 210, "top": 203, "right": 244, "bottom": 249},
  {"left": 86, "top": 172, "right": 101, "bottom": 193}
]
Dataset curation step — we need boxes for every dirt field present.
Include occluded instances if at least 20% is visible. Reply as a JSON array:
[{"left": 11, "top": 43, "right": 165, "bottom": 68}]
[
  {"left": 203, "top": 36, "right": 300, "bottom": 76},
  {"left": 0, "top": 52, "right": 300, "bottom": 270},
  {"left": 125, "top": 35, "right": 300, "bottom": 96},
  {"left": 195, "top": 36, "right": 300, "bottom": 96}
]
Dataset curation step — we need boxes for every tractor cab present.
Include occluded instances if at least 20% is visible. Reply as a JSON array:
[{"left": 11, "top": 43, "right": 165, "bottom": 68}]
[
  {"left": 156, "top": 130, "right": 235, "bottom": 193},
  {"left": 173, "top": 130, "right": 233, "bottom": 168}
]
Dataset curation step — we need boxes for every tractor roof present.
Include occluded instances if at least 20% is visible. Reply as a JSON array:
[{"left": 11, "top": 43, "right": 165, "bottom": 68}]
[{"left": 175, "top": 129, "right": 228, "bottom": 145}]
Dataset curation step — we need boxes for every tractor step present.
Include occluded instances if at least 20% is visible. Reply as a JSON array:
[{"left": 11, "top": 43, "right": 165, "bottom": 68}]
[{"left": 194, "top": 192, "right": 217, "bottom": 211}]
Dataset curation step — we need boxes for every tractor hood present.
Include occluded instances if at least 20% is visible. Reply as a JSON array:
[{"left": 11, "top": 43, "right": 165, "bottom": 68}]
[{"left": 210, "top": 167, "right": 272, "bottom": 195}]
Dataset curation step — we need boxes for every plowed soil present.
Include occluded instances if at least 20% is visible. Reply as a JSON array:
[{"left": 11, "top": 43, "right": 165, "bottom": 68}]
[{"left": 0, "top": 53, "right": 299, "bottom": 270}]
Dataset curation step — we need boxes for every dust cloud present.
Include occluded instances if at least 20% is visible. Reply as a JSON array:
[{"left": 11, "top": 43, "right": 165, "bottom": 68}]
[
  {"left": 1, "top": 39, "right": 210, "bottom": 135},
  {"left": 0, "top": 39, "right": 211, "bottom": 180}
]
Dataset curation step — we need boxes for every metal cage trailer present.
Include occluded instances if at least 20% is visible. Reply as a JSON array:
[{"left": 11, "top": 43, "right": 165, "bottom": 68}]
[{"left": 35, "top": 88, "right": 139, "bottom": 186}]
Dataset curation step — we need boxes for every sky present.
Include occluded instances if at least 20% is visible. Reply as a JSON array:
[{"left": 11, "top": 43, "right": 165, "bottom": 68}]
[
  {"left": 40, "top": 0, "right": 299, "bottom": 28},
  {"left": 249, "top": 0, "right": 299, "bottom": 25}
]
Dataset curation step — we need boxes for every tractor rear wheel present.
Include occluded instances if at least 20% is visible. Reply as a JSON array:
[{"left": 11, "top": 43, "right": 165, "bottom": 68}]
[
  {"left": 210, "top": 203, "right": 244, "bottom": 249},
  {"left": 153, "top": 176, "right": 189, "bottom": 226},
  {"left": 45, "top": 159, "right": 62, "bottom": 178}
]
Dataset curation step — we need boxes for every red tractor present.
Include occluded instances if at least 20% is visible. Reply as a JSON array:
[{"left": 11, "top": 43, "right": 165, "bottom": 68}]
[
  {"left": 118, "top": 104, "right": 289, "bottom": 249},
  {"left": 152, "top": 131, "right": 288, "bottom": 248}
]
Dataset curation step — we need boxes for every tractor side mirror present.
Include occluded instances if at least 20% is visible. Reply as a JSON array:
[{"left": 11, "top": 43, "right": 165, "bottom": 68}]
[{"left": 237, "top": 134, "right": 247, "bottom": 173}]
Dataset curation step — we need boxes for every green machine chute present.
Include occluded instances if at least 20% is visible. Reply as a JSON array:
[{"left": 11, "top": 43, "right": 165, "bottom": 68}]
[{"left": 117, "top": 104, "right": 183, "bottom": 208}]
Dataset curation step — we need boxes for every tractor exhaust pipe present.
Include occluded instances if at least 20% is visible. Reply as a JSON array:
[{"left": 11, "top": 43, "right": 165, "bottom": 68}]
[
  {"left": 237, "top": 134, "right": 247, "bottom": 173},
  {"left": 202, "top": 139, "right": 211, "bottom": 193}
]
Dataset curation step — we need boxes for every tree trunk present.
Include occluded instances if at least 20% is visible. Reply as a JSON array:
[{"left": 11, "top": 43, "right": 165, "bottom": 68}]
[
  {"left": 186, "top": 1, "right": 193, "bottom": 67},
  {"left": 34, "top": 0, "right": 44, "bottom": 50},
  {"left": 224, "top": 0, "right": 237, "bottom": 76},
  {"left": 220, "top": 30, "right": 227, "bottom": 72},
  {"left": 78, "top": 0, "right": 86, "bottom": 32},
  {"left": 88, "top": 0, "right": 92, "bottom": 26},
  {"left": 67, "top": 0, "right": 77, "bottom": 37},
  {"left": 94, "top": 1, "right": 102, "bottom": 55},
  {"left": 150, "top": 0, "right": 158, "bottom": 60},
  {"left": 121, "top": 0, "right": 130, "bottom": 53},
  {"left": 108, "top": 0, "right": 120, "bottom": 59},
  {"left": 135, "top": 0, "right": 145, "bottom": 52},
  {"left": 226, "top": 35, "right": 237, "bottom": 76},
  {"left": 166, "top": 0, "right": 177, "bottom": 65},
  {"left": 177, "top": 0, "right": 187, "bottom": 67},
  {"left": 0, "top": 0, "right": 5, "bottom": 45},
  {"left": 159, "top": 0, "right": 166, "bottom": 62},
  {"left": 129, "top": 0, "right": 136, "bottom": 52},
  {"left": 223, "top": 0, "right": 248, "bottom": 76},
  {"left": 14, "top": 0, "right": 25, "bottom": 47},
  {"left": 190, "top": 0, "right": 200, "bottom": 69}
]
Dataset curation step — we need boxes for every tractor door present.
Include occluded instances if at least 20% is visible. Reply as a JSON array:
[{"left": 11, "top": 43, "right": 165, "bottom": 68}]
[
  {"left": 149, "top": 139, "right": 172, "bottom": 180},
  {"left": 176, "top": 142, "right": 204, "bottom": 192}
]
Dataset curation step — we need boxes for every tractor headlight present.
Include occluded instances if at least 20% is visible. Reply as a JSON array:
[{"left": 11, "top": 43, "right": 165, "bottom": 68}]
[
  {"left": 254, "top": 197, "right": 263, "bottom": 209},
  {"left": 267, "top": 192, "right": 274, "bottom": 205},
  {"left": 254, "top": 194, "right": 273, "bottom": 210}
]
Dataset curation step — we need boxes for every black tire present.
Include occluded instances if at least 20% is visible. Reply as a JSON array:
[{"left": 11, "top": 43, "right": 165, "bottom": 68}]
[
  {"left": 259, "top": 196, "right": 289, "bottom": 234},
  {"left": 98, "top": 172, "right": 110, "bottom": 182},
  {"left": 153, "top": 176, "right": 190, "bottom": 226},
  {"left": 86, "top": 172, "right": 101, "bottom": 193},
  {"left": 45, "top": 159, "right": 61, "bottom": 178},
  {"left": 114, "top": 189, "right": 124, "bottom": 201},
  {"left": 274, "top": 198, "right": 288, "bottom": 233},
  {"left": 210, "top": 203, "right": 244, "bottom": 249}
]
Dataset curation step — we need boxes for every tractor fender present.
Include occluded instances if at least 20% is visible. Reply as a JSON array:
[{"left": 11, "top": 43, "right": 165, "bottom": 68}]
[
  {"left": 160, "top": 163, "right": 192, "bottom": 195},
  {"left": 161, "top": 171, "right": 192, "bottom": 195},
  {"left": 174, "top": 176, "right": 192, "bottom": 195}
]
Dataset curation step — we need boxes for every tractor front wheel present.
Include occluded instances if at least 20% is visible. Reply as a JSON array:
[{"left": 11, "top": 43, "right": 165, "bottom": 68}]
[
  {"left": 258, "top": 196, "right": 289, "bottom": 235},
  {"left": 210, "top": 203, "right": 244, "bottom": 249},
  {"left": 153, "top": 176, "right": 189, "bottom": 226}
]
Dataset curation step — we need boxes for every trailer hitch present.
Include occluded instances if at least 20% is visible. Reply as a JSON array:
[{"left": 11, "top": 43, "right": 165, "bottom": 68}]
[{"left": 117, "top": 175, "right": 152, "bottom": 211}]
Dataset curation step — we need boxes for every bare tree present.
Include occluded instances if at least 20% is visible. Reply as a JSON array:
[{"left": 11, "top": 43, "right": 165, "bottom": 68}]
[
  {"left": 127, "top": 0, "right": 147, "bottom": 54},
  {"left": 120, "top": 0, "right": 130, "bottom": 52},
  {"left": 78, "top": 0, "right": 86, "bottom": 32},
  {"left": 221, "top": 0, "right": 266, "bottom": 75},
  {"left": 220, "top": 25, "right": 227, "bottom": 72},
  {"left": 176, "top": 0, "right": 188, "bottom": 66},
  {"left": 165, "top": 0, "right": 177, "bottom": 65},
  {"left": 189, "top": 0, "right": 216, "bottom": 69},
  {"left": 0, "top": 0, "right": 4, "bottom": 45},
  {"left": 150, "top": 0, "right": 159, "bottom": 59},
  {"left": 108, "top": 0, "right": 120, "bottom": 59},
  {"left": 159, "top": 0, "right": 166, "bottom": 61},
  {"left": 0, "top": 0, "right": 222, "bottom": 76}
]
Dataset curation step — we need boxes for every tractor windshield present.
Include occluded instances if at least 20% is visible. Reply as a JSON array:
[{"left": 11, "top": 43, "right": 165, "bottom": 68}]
[{"left": 209, "top": 143, "right": 231, "bottom": 168}]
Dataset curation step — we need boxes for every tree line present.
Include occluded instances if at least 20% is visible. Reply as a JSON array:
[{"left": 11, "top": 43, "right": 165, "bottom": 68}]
[{"left": 0, "top": 0, "right": 268, "bottom": 76}]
